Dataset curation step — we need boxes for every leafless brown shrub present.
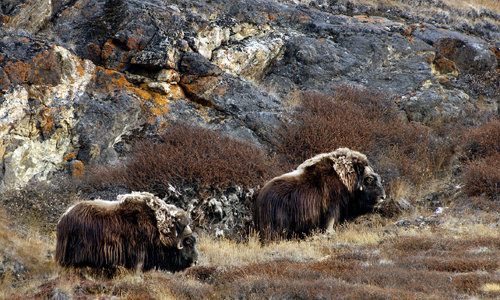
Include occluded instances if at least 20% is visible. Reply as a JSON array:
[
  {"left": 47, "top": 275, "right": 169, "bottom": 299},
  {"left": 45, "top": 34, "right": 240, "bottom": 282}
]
[
  {"left": 462, "top": 119, "right": 500, "bottom": 160},
  {"left": 381, "top": 122, "right": 454, "bottom": 185},
  {"left": 391, "top": 236, "right": 437, "bottom": 252},
  {"left": 459, "top": 195, "right": 500, "bottom": 212},
  {"left": 456, "top": 119, "right": 500, "bottom": 201},
  {"left": 186, "top": 260, "right": 437, "bottom": 299},
  {"left": 272, "top": 89, "right": 375, "bottom": 168},
  {"left": 272, "top": 85, "right": 456, "bottom": 186},
  {"left": 462, "top": 154, "right": 500, "bottom": 198},
  {"left": 453, "top": 274, "right": 483, "bottom": 294},
  {"left": 390, "top": 235, "right": 500, "bottom": 254},
  {"left": 82, "top": 122, "right": 280, "bottom": 197}
]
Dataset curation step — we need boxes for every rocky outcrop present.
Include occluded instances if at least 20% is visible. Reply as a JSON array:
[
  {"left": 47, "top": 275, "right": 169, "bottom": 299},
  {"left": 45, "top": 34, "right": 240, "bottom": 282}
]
[{"left": 0, "top": 0, "right": 499, "bottom": 192}]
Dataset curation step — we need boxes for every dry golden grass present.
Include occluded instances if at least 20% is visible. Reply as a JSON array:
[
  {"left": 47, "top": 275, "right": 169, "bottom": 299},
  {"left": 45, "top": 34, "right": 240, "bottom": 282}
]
[
  {"left": 1, "top": 204, "right": 500, "bottom": 299},
  {"left": 482, "top": 283, "right": 500, "bottom": 293},
  {"left": 198, "top": 233, "right": 327, "bottom": 267},
  {"left": 388, "top": 179, "right": 413, "bottom": 202}
]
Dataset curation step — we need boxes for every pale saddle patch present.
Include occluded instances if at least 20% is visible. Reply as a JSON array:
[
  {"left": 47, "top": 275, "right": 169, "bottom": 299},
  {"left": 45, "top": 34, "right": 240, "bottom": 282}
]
[
  {"left": 117, "top": 191, "right": 187, "bottom": 247},
  {"left": 297, "top": 148, "right": 369, "bottom": 192}
]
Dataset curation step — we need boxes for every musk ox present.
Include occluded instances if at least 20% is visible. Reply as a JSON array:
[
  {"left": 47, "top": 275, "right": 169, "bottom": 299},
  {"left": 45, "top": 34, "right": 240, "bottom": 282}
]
[
  {"left": 55, "top": 192, "right": 198, "bottom": 272},
  {"left": 254, "top": 148, "right": 386, "bottom": 240}
]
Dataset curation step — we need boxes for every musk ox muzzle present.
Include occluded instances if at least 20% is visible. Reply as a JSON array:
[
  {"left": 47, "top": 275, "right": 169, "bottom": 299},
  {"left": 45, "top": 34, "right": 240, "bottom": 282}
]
[
  {"left": 254, "top": 148, "right": 386, "bottom": 241},
  {"left": 55, "top": 192, "right": 198, "bottom": 272}
]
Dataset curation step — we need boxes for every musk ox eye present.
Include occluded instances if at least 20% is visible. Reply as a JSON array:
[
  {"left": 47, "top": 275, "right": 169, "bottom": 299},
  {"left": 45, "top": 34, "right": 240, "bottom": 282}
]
[
  {"left": 183, "top": 235, "right": 196, "bottom": 247},
  {"left": 365, "top": 177, "right": 374, "bottom": 185}
]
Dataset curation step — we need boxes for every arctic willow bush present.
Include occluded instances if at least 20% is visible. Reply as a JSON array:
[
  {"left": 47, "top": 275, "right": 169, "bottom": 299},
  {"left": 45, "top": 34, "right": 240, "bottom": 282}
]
[
  {"left": 271, "top": 85, "right": 457, "bottom": 186},
  {"left": 83, "top": 122, "right": 281, "bottom": 197}
]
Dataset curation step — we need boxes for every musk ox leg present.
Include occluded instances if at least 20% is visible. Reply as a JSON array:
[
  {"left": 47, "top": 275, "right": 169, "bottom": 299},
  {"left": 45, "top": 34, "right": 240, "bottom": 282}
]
[
  {"left": 325, "top": 218, "right": 336, "bottom": 234},
  {"left": 132, "top": 249, "right": 145, "bottom": 273}
]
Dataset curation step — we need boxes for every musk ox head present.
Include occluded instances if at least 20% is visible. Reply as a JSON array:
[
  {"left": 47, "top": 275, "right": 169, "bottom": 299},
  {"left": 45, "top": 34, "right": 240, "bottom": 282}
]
[
  {"left": 253, "top": 147, "right": 386, "bottom": 240},
  {"left": 350, "top": 165, "right": 386, "bottom": 217},
  {"left": 56, "top": 192, "right": 198, "bottom": 272},
  {"left": 302, "top": 148, "right": 386, "bottom": 219},
  {"left": 117, "top": 192, "right": 194, "bottom": 250}
]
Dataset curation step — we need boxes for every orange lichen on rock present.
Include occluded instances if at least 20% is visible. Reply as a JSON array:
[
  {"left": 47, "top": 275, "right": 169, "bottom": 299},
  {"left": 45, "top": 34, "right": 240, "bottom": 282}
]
[
  {"left": 136, "top": 88, "right": 171, "bottom": 125},
  {"left": 30, "top": 50, "right": 62, "bottom": 86},
  {"left": 433, "top": 55, "right": 457, "bottom": 75},
  {"left": 91, "top": 66, "right": 136, "bottom": 95},
  {"left": 134, "top": 85, "right": 153, "bottom": 100},
  {"left": 125, "top": 31, "right": 147, "bottom": 51},
  {"left": 127, "top": 82, "right": 175, "bottom": 129},
  {"left": 3, "top": 60, "right": 29, "bottom": 85},
  {"left": 491, "top": 46, "right": 500, "bottom": 60},
  {"left": 64, "top": 152, "right": 77, "bottom": 161},
  {"left": 0, "top": 14, "right": 11, "bottom": 27},
  {"left": 89, "top": 66, "right": 179, "bottom": 130},
  {"left": 71, "top": 161, "right": 85, "bottom": 178},
  {"left": 126, "top": 35, "right": 142, "bottom": 50},
  {"left": 39, "top": 107, "right": 55, "bottom": 134},
  {"left": 355, "top": 15, "right": 390, "bottom": 27},
  {"left": 213, "top": 84, "right": 228, "bottom": 97},
  {"left": 180, "top": 75, "right": 220, "bottom": 97},
  {"left": 168, "top": 84, "right": 186, "bottom": 99},
  {"left": 101, "top": 40, "right": 116, "bottom": 61},
  {"left": 85, "top": 43, "right": 102, "bottom": 63},
  {"left": 435, "top": 38, "right": 460, "bottom": 59}
]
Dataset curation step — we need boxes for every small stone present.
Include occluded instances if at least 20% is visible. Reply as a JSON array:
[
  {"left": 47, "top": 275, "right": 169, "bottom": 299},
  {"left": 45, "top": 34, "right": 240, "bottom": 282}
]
[{"left": 155, "top": 69, "right": 180, "bottom": 83}]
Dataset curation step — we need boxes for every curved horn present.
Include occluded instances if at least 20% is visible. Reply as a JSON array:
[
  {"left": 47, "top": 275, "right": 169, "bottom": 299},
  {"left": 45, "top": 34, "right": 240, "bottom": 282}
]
[{"left": 176, "top": 225, "right": 192, "bottom": 250}]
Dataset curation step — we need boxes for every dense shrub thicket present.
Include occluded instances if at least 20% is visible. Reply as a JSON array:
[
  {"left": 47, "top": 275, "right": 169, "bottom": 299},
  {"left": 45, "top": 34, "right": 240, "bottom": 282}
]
[
  {"left": 82, "top": 122, "right": 280, "bottom": 197},
  {"left": 461, "top": 119, "right": 500, "bottom": 161},
  {"left": 271, "top": 86, "right": 456, "bottom": 187},
  {"left": 462, "top": 155, "right": 500, "bottom": 198},
  {"left": 461, "top": 120, "right": 500, "bottom": 198}
]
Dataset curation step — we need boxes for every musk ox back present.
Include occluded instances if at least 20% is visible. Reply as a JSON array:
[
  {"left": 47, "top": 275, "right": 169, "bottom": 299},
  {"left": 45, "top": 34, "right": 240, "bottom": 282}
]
[
  {"left": 55, "top": 192, "right": 198, "bottom": 272},
  {"left": 254, "top": 148, "right": 386, "bottom": 240}
]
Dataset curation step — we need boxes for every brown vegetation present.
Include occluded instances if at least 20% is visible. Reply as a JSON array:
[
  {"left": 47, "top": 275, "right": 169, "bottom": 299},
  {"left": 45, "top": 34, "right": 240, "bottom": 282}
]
[
  {"left": 462, "top": 154, "right": 500, "bottom": 198},
  {"left": 81, "top": 122, "right": 281, "bottom": 197},
  {"left": 460, "top": 119, "right": 500, "bottom": 198},
  {"left": 272, "top": 86, "right": 456, "bottom": 187},
  {"left": 462, "top": 119, "right": 500, "bottom": 161}
]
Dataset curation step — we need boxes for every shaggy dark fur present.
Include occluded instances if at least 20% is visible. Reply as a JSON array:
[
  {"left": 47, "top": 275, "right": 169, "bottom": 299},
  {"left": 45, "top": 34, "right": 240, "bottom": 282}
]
[
  {"left": 55, "top": 198, "right": 198, "bottom": 272},
  {"left": 254, "top": 148, "right": 386, "bottom": 241}
]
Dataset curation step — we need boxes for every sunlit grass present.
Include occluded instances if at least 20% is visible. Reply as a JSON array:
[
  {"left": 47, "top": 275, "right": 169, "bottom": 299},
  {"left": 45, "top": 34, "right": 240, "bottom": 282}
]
[
  {"left": 197, "top": 232, "right": 328, "bottom": 267},
  {"left": 481, "top": 283, "right": 500, "bottom": 293}
]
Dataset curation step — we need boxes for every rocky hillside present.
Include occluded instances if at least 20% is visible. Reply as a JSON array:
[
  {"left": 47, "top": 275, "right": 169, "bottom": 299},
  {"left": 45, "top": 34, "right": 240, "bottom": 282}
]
[{"left": 1, "top": 0, "right": 498, "bottom": 189}]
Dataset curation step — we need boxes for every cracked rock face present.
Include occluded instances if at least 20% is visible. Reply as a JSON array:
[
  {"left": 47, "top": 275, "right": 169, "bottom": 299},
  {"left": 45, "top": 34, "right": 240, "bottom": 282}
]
[{"left": 0, "top": 0, "right": 499, "bottom": 191}]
